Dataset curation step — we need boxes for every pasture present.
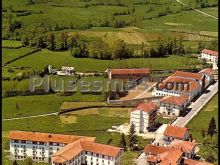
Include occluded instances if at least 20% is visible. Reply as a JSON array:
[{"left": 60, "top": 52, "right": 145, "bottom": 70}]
[{"left": 6, "top": 49, "right": 202, "bottom": 72}]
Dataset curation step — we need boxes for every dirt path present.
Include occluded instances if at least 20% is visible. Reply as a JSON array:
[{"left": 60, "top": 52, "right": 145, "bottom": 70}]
[
  {"left": 2, "top": 112, "right": 57, "bottom": 121},
  {"left": 176, "top": 0, "right": 218, "bottom": 20}
]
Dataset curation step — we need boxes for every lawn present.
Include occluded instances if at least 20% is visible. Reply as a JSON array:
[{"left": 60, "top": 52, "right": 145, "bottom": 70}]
[
  {"left": 2, "top": 47, "right": 36, "bottom": 65},
  {"left": 187, "top": 94, "right": 218, "bottom": 164},
  {"left": 6, "top": 49, "right": 202, "bottom": 72}
]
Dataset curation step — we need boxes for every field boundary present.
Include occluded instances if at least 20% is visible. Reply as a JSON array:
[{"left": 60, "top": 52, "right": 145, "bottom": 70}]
[{"left": 3, "top": 49, "right": 41, "bottom": 66}]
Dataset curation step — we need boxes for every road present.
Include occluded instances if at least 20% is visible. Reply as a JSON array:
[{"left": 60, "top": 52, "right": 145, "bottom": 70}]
[
  {"left": 174, "top": 80, "right": 218, "bottom": 127},
  {"left": 176, "top": 0, "right": 218, "bottom": 20},
  {"left": 2, "top": 112, "right": 57, "bottom": 121}
]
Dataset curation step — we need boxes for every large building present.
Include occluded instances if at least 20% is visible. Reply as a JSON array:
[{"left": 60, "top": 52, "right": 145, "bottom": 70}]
[
  {"left": 163, "top": 125, "right": 189, "bottom": 145},
  {"left": 200, "top": 49, "right": 218, "bottom": 64},
  {"left": 159, "top": 95, "right": 189, "bottom": 116},
  {"left": 105, "top": 68, "right": 150, "bottom": 80},
  {"left": 130, "top": 102, "right": 158, "bottom": 133},
  {"left": 9, "top": 131, "right": 122, "bottom": 165},
  {"left": 152, "top": 70, "right": 205, "bottom": 101}
]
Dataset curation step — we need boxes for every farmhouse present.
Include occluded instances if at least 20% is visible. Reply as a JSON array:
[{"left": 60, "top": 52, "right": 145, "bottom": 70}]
[
  {"left": 130, "top": 102, "right": 158, "bottom": 133},
  {"left": 163, "top": 125, "right": 189, "bottom": 145},
  {"left": 9, "top": 131, "right": 122, "bottom": 165},
  {"left": 57, "top": 66, "right": 74, "bottom": 76},
  {"left": 159, "top": 95, "right": 189, "bottom": 116},
  {"left": 105, "top": 68, "right": 150, "bottom": 80},
  {"left": 199, "top": 68, "right": 214, "bottom": 88},
  {"left": 200, "top": 49, "right": 218, "bottom": 64}
]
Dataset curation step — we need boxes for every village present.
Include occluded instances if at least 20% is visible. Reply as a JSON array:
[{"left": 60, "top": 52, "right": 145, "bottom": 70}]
[{"left": 7, "top": 48, "right": 218, "bottom": 165}]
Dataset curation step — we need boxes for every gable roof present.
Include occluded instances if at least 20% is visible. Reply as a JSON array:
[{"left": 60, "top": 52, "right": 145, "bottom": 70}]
[
  {"left": 132, "top": 102, "right": 158, "bottom": 113},
  {"left": 160, "top": 95, "right": 189, "bottom": 106},
  {"left": 9, "top": 130, "right": 95, "bottom": 144},
  {"left": 144, "top": 144, "right": 170, "bottom": 155},
  {"left": 159, "top": 76, "right": 201, "bottom": 92},
  {"left": 145, "top": 145, "right": 183, "bottom": 164},
  {"left": 199, "top": 68, "right": 214, "bottom": 77},
  {"left": 163, "top": 125, "right": 188, "bottom": 139},
  {"left": 172, "top": 71, "right": 204, "bottom": 81},
  {"left": 110, "top": 68, "right": 150, "bottom": 75},
  {"left": 170, "top": 139, "right": 196, "bottom": 153},
  {"left": 201, "top": 49, "right": 218, "bottom": 56},
  {"left": 51, "top": 140, "right": 121, "bottom": 163}
]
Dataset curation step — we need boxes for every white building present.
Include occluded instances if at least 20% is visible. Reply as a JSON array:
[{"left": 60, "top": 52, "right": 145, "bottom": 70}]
[
  {"left": 130, "top": 102, "right": 158, "bottom": 133},
  {"left": 57, "top": 66, "right": 74, "bottom": 76},
  {"left": 200, "top": 49, "right": 218, "bottom": 64},
  {"left": 163, "top": 125, "right": 189, "bottom": 145},
  {"left": 152, "top": 70, "right": 205, "bottom": 101},
  {"left": 199, "top": 68, "right": 214, "bottom": 88},
  {"left": 9, "top": 131, "right": 122, "bottom": 165},
  {"left": 159, "top": 95, "right": 189, "bottom": 116}
]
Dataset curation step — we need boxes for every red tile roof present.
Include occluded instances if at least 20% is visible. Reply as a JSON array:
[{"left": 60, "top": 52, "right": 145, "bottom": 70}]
[
  {"left": 51, "top": 140, "right": 122, "bottom": 163},
  {"left": 144, "top": 144, "right": 170, "bottom": 155},
  {"left": 199, "top": 68, "right": 214, "bottom": 77},
  {"left": 145, "top": 145, "right": 183, "bottom": 164},
  {"left": 159, "top": 76, "right": 201, "bottom": 92},
  {"left": 201, "top": 49, "right": 218, "bottom": 56},
  {"left": 170, "top": 139, "right": 196, "bottom": 153},
  {"left": 110, "top": 68, "right": 150, "bottom": 75},
  {"left": 163, "top": 125, "right": 188, "bottom": 139},
  {"left": 132, "top": 102, "right": 158, "bottom": 113},
  {"left": 160, "top": 95, "right": 189, "bottom": 106},
  {"left": 9, "top": 131, "right": 96, "bottom": 144},
  {"left": 172, "top": 71, "right": 204, "bottom": 80},
  {"left": 184, "top": 159, "right": 214, "bottom": 165},
  {"left": 159, "top": 149, "right": 183, "bottom": 164}
]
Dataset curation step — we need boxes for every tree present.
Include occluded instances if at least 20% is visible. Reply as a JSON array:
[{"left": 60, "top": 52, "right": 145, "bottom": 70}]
[
  {"left": 27, "top": 0, "right": 34, "bottom": 5},
  {"left": 128, "top": 122, "right": 138, "bottom": 151},
  {"left": 201, "top": 128, "right": 206, "bottom": 138},
  {"left": 46, "top": 33, "right": 56, "bottom": 50},
  {"left": 12, "top": 160, "right": 19, "bottom": 165},
  {"left": 207, "top": 117, "right": 216, "bottom": 140},
  {"left": 107, "top": 138, "right": 113, "bottom": 145},
  {"left": 206, "top": 154, "right": 215, "bottom": 163},
  {"left": 119, "top": 133, "right": 127, "bottom": 150}
]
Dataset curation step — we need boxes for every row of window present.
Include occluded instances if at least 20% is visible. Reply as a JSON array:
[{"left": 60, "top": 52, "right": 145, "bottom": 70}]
[{"left": 11, "top": 140, "right": 65, "bottom": 147}]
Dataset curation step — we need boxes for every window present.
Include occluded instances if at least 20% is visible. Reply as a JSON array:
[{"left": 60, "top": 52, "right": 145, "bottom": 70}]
[
  {"left": 49, "top": 142, "right": 53, "bottom": 145},
  {"left": 33, "top": 141, "right": 37, "bottom": 145}
]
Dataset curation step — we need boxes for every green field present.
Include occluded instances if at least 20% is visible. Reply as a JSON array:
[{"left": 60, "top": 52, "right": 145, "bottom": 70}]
[
  {"left": 2, "top": 47, "right": 36, "bottom": 65},
  {"left": 6, "top": 49, "right": 202, "bottom": 72},
  {"left": 187, "top": 94, "right": 218, "bottom": 164}
]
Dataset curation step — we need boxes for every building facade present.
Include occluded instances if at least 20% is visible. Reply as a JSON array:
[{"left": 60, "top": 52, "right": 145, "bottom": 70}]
[
  {"left": 163, "top": 125, "right": 189, "bottom": 145},
  {"left": 159, "top": 95, "right": 189, "bottom": 116},
  {"left": 200, "top": 49, "right": 218, "bottom": 64},
  {"left": 130, "top": 102, "right": 158, "bottom": 133},
  {"left": 9, "top": 131, "right": 122, "bottom": 165}
]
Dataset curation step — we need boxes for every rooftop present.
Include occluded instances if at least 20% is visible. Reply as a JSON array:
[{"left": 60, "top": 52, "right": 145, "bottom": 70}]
[
  {"left": 160, "top": 95, "right": 189, "bottom": 106},
  {"left": 163, "top": 125, "right": 188, "bottom": 139},
  {"left": 51, "top": 140, "right": 122, "bottom": 163},
  {"left": 9, "top": 130, "right": 96, "bottom": 144},
  {"left": 199, "top": 68, "right": 214, "bottom": 77},
  {"left": 132, "top": 102, "right": 158, "bottom": 113},
  {"left": 201, "top": 49, "right": 218, "bottom": 56},
  {"left": 172, "top": 71, "right": 204, "bottom": 81},
  {"left": 170, "top": 139, "right": 197, "bottom": 153}
]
